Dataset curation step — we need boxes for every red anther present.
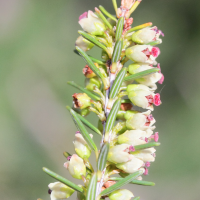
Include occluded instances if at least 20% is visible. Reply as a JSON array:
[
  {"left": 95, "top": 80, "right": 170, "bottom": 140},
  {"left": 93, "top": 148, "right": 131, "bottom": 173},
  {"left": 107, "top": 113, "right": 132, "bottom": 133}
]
[
  {"left": 129, "top": 145, "right": 135, "bottom": 152},
  {"left": 145, "top": 162, "right": 151, "bottom": 167},
  {"left": 142, "top": 48, "right": 151, "bottom": 58},
  {"left": 151, "top": 47, "right": 160, "bottom": 57},
  {"left": 76, "top": 131, "right": 81, "bottom": 134},
  {"left": 154, "top": 132, "right": 159, "bottom": 142},
  {"left": 48, "top": 189, "right": 52, "bottom": 194},
  {"left": 67, "top": 156, "right": 72, "bottom": 161},
  {"left": 153, "top": 93, "right": 161, "bottom": 106}
]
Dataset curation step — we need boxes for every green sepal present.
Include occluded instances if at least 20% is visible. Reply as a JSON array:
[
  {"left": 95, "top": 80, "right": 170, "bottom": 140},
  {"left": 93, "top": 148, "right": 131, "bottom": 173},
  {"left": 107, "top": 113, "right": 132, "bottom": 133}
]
[
  {"left": 67, "top": 81, "right": 100, "bottom": 101},
  {"left": 105, "top": 98, "right": 121, "bottom": 133},
  {"left": 133, "top": 197, "right": 140, "bottom": 200},
  {"left": 69, "top": 108, "right": 98, "bottom": 152},
  {"left": 133, "top": 142, "right": 160, "bottom": 151},
  {"left": 112, "top": 39, "right": 123, "bottom": 63},
  {"left": 43, "top": 167, "right": 83, "bottom": 193},
  {"left": 66, "top": 106, "right": 102, "bottom": 136},
  {"left": 100, "top": 170, "right": 143, "bottom": 196},
  {"left": 99, "top": 5, "right": 117, "bottom": 22},
  {"left": 109, "top": 67, "right": 127, "bottom": 99},
  {"left": 63, "top": 151, "right": 71, "bottom": 158},
  {"left": 146, "top": 40, "right": 161, "bottom": 46},
  {"left": 115, "top": 17, "right": 124, "bottom": 41},
  {"left": 86, "top": 173, "right": 97, "bottom": 200},
  {"left": 109, "top": 177, "right": 155, "bottom": 186},
  {"left": 88, "top": 55, "right": 106, "bottom": 65},
  {"left": 97, "top": 142, "right": 110, "bottom": 171},
  {"left": 124, "top": 68, "right": 159, "bottom": 82},
  {"left": 78, "top": 31, "right": 107, "bottom": 51}
]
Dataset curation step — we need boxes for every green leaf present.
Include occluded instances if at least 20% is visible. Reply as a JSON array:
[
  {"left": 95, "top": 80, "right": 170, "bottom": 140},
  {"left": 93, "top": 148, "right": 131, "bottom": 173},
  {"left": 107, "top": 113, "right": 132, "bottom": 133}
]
[
  {"left": 66, "top": 106, "right": 102, "bottom": 136},
  {"left": 146, "top": 40, "right": 161, "bottom": 46},
  {"left": 112, "top": 39, "right": 123, "bottom": 63},
  {"left": 69, "top": 108, "right": 98, "bottom": 152},
  {"left": 88, "top": 55, "right": 106, "bottom": 65},
  {"left": 86, "top": 173, "right": 97, "bottom": 200},
  {"left": 134, "top": 142, "right": 160, "bottom": 151},
  {"left": 105, "top": 99, "right": 121, "bottom": 133},
  {"left": 63, "top": 151, "right": 71, "bottom": 158},
  {"left": 78, "top": 31, "right": 107, "bottom": 51},
  {"left": 67, "top": 81, "right": 100, "bottom": 101},
  {"left": 43, "top": 167, "right": 83, "bottom": 193},
  {"left": 115, "top": 17, "right": 124, "bottom": 41},
  {"left": 124, "top": 68, "right": 159, "bottom": 82},
  {"left": 100, "top": 170, "right": 143, "bottom": 196},
  {"left": 109, "top": 177, "right": 155, "bottom": 186},
  {"left": 109, "top": 67, "right": 127, "bottom": 99},
  {"left": 99, "top": 5, "right": 117, "bottom": 22},
  {"left": 95, "top": 7, "right": 112, "bottom": 29},
  {"left": 76, "top": 47, "right": 104, "bottom": 81},
  {"left": 133, "top": 197, "right": 140, "bottom": 200},
  {"left": 112, "top": 0, "right": 118, "bottom": 13},
  {"left": 127, "top": 22, "right": 152, "bottom": 33},
  {"left": 97, "top": 143, "right": 110, "bottom": 171}
]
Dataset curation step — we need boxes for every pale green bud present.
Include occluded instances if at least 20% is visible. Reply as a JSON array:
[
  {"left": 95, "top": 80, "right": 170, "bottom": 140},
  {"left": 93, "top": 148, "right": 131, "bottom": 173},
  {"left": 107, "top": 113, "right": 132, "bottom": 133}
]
[
  {"left": 73, "top": 132, "right": 92, "bottom": 159},
  {"left": 109, "top": 189, "right": 134, "bottom": 200},
  {"left": 85, "top": 77, "right": 101, "bottom": 91},
  {"left": 64, "top": 154, "right": 86, "bottom": 179},
  {"left": 75, "top": 36, "right": 94, "bottom": 51},
  {"left": 73, "top": 93, "right": 91, "bottom": 109},
  {"left": 48, "top": 182, "right": 74, "bottom": 200}
]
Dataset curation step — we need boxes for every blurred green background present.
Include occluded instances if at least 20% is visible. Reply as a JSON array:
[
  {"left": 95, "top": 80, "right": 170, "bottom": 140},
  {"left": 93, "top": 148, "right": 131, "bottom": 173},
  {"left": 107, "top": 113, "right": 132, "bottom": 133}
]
[{"left": 1, "top": 0, "right": 200, "bottom": 199}]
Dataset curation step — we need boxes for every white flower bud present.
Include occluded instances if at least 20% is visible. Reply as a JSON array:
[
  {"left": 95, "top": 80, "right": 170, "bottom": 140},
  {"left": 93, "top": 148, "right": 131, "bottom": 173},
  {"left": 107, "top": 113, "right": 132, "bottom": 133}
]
[
  {"left": 48, "top": 182, "right": 74, "bottom": 200},
  {"left": 79, "top": 11, "right": 106, "bottom": 36},
  {"left": 64, "top": 154, "right": 86, "bottom": 179},
  {"left": 73, "top": 132, "right": 92, "bottom": 159},
  {"left": 75, "top": 36, "right": 94, "bottom": 51},
  {"left": 132, "top": 148, "right": 156, "bottom": 162},
  {"left": 116, "top": 157, "right": 144, "bottom": 173},
  {"left": 109, "top": 189, "right": 134, "bottom": 200},
  {"left": 107, "top": 144, "right": 134, "bottom": 164}
]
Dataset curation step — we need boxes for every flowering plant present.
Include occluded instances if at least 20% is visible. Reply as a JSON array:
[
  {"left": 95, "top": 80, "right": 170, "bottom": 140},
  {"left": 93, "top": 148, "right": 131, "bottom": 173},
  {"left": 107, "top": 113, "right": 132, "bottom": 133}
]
[{"left": 40, "top": 0, "right": 164, "bottom": 199}]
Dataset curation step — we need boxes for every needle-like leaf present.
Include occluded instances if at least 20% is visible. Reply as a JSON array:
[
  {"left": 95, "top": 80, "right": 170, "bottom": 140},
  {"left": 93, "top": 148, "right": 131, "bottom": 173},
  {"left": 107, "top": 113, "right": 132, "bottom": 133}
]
[
  {"left": 99, "top": 5, "right": 117, "bottom": 22},
  {"left": 115, "top": 17, "right": 124, "bottom": 41},
  {"left": 112, "top": 39, "right": 123, "bottom": 63},
  {"left": 124, "top": 68, "right": 159, "bottom": 82},
  {"left": 69, "top": 108, "right": 98, "bottom": 152},
  {"left": 86, "top": 173, "right": 97, "bottom": 200},
  {"left": 100, "top": 170, "right": 143, "bottom": 196},
  {"left": 43, "top": 167, "right": 83, "bottom": 193},
  {"left": 110, "top": 67, "right": 127, "bottom": 99},
  {"left": 67, "top": 81, "right": 100, "bottom": 101},
  {"left": 133, "top": 142, "right": 160, "bottom": 151}
]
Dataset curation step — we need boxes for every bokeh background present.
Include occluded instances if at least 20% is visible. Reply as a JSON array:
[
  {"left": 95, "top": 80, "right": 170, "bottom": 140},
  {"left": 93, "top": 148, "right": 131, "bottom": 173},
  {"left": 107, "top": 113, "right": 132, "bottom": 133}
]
[{"left": 1, "top": 0, "right": 200, "bottom": 199}]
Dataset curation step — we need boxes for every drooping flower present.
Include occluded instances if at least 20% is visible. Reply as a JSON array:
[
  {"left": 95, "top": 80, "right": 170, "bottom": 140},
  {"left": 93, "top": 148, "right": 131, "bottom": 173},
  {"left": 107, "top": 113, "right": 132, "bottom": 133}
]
[
  {"left": 108, "top": 189, "right": 134, "bottom": 200},
  {"left": 73, "top": 132, "right": 92, "bottom": 159},
  {"left": 118, "top": 129, "right": 153, "bottom": 146},
  {"left": 107, "top": 144, "right": 134, "bottom": 164},
  {"left": 126, "top": 84, "right": 161, "bottom": 110},
  {"left": 75, "top": 36, "right": 94, "bottom": 51},
  {"left": 131, "top": 26, "right": 164, "bottom": 44},
  {"left": 83, "top": 65, "right": 96, "bottom": 78},
  {"left": 116, "top": 157, "right": 144, "bottom": 173},
  {"left": 72, "top": 93, "right": 91, "bottom": 109},
  {"left": 48, "top": 182, "right": 75, "bottom": 200},
  {"left": 125, "top": 45, "right": 160, "bottom": 65},
  {"left": 64, "top": 154, "right": 86, "bottom": 179},
  {"left": 79, "top": 11, "right": 106, "bottom": 36},
  {"left": 125, "top": 110, "right": 156, "bottom": 130},
  {"left": 128, "top": 63, "right": 162, "bottom": 89}
]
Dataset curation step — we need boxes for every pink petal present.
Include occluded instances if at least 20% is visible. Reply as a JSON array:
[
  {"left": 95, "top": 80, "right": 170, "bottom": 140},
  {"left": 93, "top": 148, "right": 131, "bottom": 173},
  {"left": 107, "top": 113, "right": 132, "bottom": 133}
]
[
  {"left": 79, "top": 12, "right": 88, "bottom": 21},
  {"left": 153, "top": 93, "right": 161, "bottom": 106},
  {"left": 151, "top": 47, "right": 160, "bottom": 57}
]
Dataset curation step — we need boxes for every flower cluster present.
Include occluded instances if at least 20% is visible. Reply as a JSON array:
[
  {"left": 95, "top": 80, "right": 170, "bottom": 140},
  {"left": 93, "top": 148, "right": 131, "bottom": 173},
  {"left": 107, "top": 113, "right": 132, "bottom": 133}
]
[{"left": 42, "top": 0, "right": 164, "bottom": 200}]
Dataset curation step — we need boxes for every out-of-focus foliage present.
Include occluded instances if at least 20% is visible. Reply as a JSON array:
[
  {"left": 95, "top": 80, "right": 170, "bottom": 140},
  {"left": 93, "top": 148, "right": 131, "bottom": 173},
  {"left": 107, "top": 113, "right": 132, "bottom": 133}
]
[{"left": 0, "top": 0, "right": 200, "bottom": 199}]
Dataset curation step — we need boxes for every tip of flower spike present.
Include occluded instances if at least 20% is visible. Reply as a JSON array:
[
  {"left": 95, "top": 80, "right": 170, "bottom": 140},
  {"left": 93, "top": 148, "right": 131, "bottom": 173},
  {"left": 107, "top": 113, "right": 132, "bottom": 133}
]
[{"left": 79, "top": 12, "right": 88, "bottom": 21}]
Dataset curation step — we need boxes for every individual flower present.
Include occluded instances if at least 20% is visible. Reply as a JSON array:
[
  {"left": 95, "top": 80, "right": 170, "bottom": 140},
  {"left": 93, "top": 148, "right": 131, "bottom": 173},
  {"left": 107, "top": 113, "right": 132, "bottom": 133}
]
[
  {"left": 131, "top": 26, "right": 164, "bottom": 44},
  {"left": 83, "top": 65, "right": 96, "bottom": 78},
  {"left": 73, "top": 131, "right": 92, "bottom": 159},
  {"left": 73, "top": 93, "right": 91, "bottom": 109},
  {"left": 126, "top": 84, "right": 161, "bottom": 110},
  {"left": 108, "top": 189, "right": 134, "bottom": 200},
  {"left": 128, "top": 63, "right": 163, "bottom": 90},
  {"left": 116, "top": 157, "right": 144, "bottom": 173},
  {"left": 131, "top": 147, "right": 156, "bottom": 163},
  {"left": 79, "top": 11, "right": 106, "bottom": 36},
  {"left": 107, "top": 144, "right": 134, "bottom": 164},
  {"left": 64, "top": 154, "right": 86, "bottom": 179},
  {"left": 75, "top": 36, "right": 94, "bottom": 51},
  {"left": 48, "top": 182, "right": 74, "bottom": 200},
  {"left": 125, "top": 45, "right": 160, "bottom": 65},
  {"left": 118, "top": 129, "right": 153, "bottom": 146},
  {"left": 125, "top": 110, "right": 156, "bottom": 130}
]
